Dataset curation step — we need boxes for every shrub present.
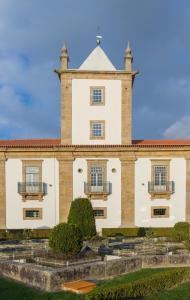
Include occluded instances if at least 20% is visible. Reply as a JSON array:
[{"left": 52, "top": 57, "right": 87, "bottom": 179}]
[
  {"left": 6, "top": 229, "right": 24, "bottom": 240},
  {"left": 68, "top": 198, "right": 96, "bottom": 239},
  {"left": 184, "top": 239, "right": 190, "bottom": 251},
  {"left": 102, "top": 227, "right": 174, "bottom": 238},
  {"left": 145, "top": 228, "right": 154, "bottom": 239},
  {"left": 49, "top": 223, "right": 83, "bottom": 255},
  {"left": 86, "top": 267, "right": 190, "bottom": 300},
  {"left": 102, "top": 228, "right": 139, "bottom": 237},
  {"left": 0, "top": 229, "right": 52, "bottom": 240},
  {"left": 31, "top": 229, "right": 52, "bottom": 239},
  {"left": 173, "top": 222, "right": 190, "bottom": 241}
]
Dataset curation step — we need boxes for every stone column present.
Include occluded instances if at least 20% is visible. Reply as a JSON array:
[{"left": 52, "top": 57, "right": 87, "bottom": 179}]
[
  {"left": 120, "top": 155, "right": 136, "bottom": 227},
  {"left": 61, "top": 76, "right": 72, "bottom": 144},
  {"left": 0, "top": 156, "right": 6, "bottom": 229},
  {"left": 57, "top": 156, "right": 74, "bottom": 223},
  {"left": 186, "top": 157, "right": 190, "bottom": 222},
  {"left": 121, "top": 77, "right": 132, "bottom": 144}
]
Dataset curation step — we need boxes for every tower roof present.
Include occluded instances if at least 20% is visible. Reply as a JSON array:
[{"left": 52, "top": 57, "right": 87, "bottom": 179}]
[{"left": 79, "top": 45, "right": 116, "bottom": 71}]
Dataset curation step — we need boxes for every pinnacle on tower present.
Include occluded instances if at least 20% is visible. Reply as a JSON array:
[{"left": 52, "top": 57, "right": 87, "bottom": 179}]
[
  {"left": 60, "top": 41, "right": 69, "bottom": 69},
  {"left": 124, "top": 41, "right": 133, "bottom": 71}
]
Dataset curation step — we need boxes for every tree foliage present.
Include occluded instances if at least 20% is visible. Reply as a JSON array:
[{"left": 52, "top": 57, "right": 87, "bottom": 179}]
[
  {"left": 49, "top": 223, "right": 83, "bottom": 254},
  {"left": 68, "top": 198, "right": 96, "bottom": 239}
]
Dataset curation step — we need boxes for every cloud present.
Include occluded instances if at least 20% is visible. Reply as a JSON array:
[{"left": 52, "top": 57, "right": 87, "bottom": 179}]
[
  {"left": 0, "top": 0, "right": 190, "bottom": 139},
  {"left": 163, "top": 116, "right": 190, "bottom": 139}
]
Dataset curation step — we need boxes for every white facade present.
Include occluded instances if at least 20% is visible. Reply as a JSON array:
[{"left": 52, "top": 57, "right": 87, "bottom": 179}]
[
  {"left": 72, "top": 79, "right": 122, "bottom": 145},
  {"left": 5, "top": 158, "right": 59, "bottom": 229},
  {"left": 73, "top": 158, "right": 121, "bottom": 231},
  {"left": 135, "top": 158, "right": 186, "bottom": 227}
]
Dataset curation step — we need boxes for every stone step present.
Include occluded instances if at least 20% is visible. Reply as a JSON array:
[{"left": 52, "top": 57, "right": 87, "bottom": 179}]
[{"left": 62, "top": 280, "right": 96, "bottom": 294}]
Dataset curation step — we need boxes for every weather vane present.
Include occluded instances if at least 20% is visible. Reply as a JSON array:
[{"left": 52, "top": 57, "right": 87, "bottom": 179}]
[{"left": 96, "top": 26, "right": 103, "bottom": 45}]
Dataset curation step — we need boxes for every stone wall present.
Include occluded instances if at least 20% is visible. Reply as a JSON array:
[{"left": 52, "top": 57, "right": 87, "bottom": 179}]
[{"left": 1, "top": 254, "right": 190, "bottom": 291}]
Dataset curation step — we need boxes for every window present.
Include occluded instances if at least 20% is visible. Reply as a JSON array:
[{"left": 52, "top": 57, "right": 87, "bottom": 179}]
[
  {"left": 149, "top": 160, "right": 174, "bottom": 199},
  {"left": 154, "top": 165, "right": 167, "bottom": 186},
  {"left": 91, "top": 167, "right": 103, "bottom": 186},
  {"left": 90, "top": 87, "right": 105, "bottom": 105},
  {"left": 151, "top": 206, "right": 169, "bottom": 218},
  {"left": 153, "top": 208, "right": 166, "bottom": 216},
  {"left": 20, "top": 160, "right": 44, "bottom": 201},
  {"left": 23, "top": 208, "right": 42, "bottom": 220},
  {"left": 85, "top": 160, "right": 109, "bottom": 199},
  {"left": 93, "top": 208, "right": 107, "bottom": 219},
  {"left": 90, "top": 120, "right": 105, "bottom": 139},
  {"left": 25, "top": 166, "right": 40, "bottom": 193}
]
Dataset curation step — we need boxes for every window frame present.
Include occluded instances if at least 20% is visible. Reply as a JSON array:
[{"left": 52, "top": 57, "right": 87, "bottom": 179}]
[
  {"left": 90, "top": 86, "right": 105, "bottom": 106},
  {"left": 93, "top": 207, "right": 107, "bottom": 219},
  {"left": 90, "top": 120, "right": 105, "bottom": 140},
  {"left": 151, "top": 206, "right": 169, "bottom": 218},
  {"left": 21, "top": 160, "right": 44, "bottom": 201},
  {"left": 86, "top": 160, "right": 108, "bottom": 200},
  {"left": 23, "top": 208, "right": 42, "bottom": 220},
  {"left": 149, "top": 159, "right": 172, "bottom": 200}
]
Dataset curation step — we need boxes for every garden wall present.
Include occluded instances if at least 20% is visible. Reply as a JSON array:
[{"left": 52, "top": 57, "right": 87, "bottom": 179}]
[{"left": 0, "top": 254, "right": 190, "bottom": 291}]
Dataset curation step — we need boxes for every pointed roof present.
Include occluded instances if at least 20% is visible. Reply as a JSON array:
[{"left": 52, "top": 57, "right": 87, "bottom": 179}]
[{"left": 79, "top": 46, "right": 116, "bottom": 71}]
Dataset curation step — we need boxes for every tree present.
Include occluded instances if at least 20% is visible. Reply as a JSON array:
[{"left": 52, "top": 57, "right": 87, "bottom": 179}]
[{"left": 68, "top": 198, "right": 96, "bottom": 239}]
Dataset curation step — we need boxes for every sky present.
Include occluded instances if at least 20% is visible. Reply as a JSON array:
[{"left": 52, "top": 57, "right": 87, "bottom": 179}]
[{"left": 0, "top": 0, "right": 190, "bottom": 140}]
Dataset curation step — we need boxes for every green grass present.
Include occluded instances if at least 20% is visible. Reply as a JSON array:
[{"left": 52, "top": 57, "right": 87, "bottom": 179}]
[
  {"left": 145, "top": 282, "right": 190, "bottom": 300},
  {"left": 0, "top": 276, "right": 84, "bottom": 300},
  {"left": 97, "top": 267, "right": 172, "bottom": 288}
]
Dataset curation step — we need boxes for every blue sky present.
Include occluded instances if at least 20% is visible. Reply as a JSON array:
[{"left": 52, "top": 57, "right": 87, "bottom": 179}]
[{"left": 1, "top": 0, "right": 190, "bottom": 140}]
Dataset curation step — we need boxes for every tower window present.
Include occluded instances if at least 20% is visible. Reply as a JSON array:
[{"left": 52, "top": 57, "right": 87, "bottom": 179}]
[
  {"left": 90, "top": 120, "right": 105, "bottom": 139},
  {"left": 90, "top": 87, "right": 105, "bottom": 105}
]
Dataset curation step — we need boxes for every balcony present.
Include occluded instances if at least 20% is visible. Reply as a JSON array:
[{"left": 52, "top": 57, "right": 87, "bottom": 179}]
[
  {"left": 84, "top": 182, "right": 111, "bottom": 200},
  {"left": 148, "top": 181, "right": 175, "bottom": 199},
  {"left": 18, "top": 182, "right": 47, "bottom": 201}
]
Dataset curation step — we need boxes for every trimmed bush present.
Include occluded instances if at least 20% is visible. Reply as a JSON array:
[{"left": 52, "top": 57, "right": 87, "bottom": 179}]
[
  {"left": 0, "top": 229, "right": 52, "bottom": 240},
  {"left": 86, "top": 267, "right": 190, "bottom": 300},
  {"left": 102, "top": 227, "right": 174, "bottom": 238},
  {"left": 49, "top": 223, "right": 83, "bottom": 255},
  {"left": 173, "top": 222, "right": 190, "bottom": 241},
  {"left": 31, "top": 229, "right": 52, "bottom": 239},
  {"left": 68, "top": 198, "right": 96, "bottom": 239}
]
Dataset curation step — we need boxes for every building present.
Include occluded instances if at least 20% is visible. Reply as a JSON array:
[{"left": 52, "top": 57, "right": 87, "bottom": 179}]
[{"left": 0, "top": 38, "right": 189, "bottom": 232}]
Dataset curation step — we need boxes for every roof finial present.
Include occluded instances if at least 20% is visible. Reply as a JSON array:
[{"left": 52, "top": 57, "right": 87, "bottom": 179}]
[
  {"left": 60, "top": 40, "right": 69, "bottom": 69},
  {"left": 124, "top": 41, "right": 133, "bottom": 71},
  {"left": 61, "top": 40, "right": 68, "bottom": 54},
  {"left": 96, "top": 26, "right": 102, "bottom": 45},
  {"left": 126, "top": 41, "right": 132, "bottom": 55}
]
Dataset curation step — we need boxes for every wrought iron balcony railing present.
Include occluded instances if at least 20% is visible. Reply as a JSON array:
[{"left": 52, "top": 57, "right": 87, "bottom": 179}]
[
  {"left": 84, "top": 182, "right": 111, "bottom": 195},
  {"left": 148, "top": 181, "right": 175, "bottom": 193},
  {"left": 18, "top": 182, "right": 47, "bottom": 194}
]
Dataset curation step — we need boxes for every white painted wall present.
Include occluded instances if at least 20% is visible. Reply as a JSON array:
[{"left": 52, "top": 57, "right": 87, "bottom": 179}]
[
  {"left": 72, "top": 79, "right": 121, "bottom": 145},
  {"left": 73, "top": 158, "right": 121, "bottom": 231},
  {"left": 5, "top": 158, "right": 59, "bottom": 229},
  {"left": 135, "top": 158, "right": 186, "bottom": 227}
]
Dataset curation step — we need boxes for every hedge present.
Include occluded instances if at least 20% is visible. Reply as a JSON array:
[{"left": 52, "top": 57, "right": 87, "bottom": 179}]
[
  {"left": 102, "top": 227, "right": 174, "bottom": 238},
  {"left": 86, "top": 267, "right": 190, "bottom": 300},
  {"left": 49, "top": 223, "right": 83, "bottom": 255},
  {"left": 0, "top": 229, "right": 52, "bottom": 240},
  {"left": 173, "top": 222, "right": 190, "bottom": 241}
]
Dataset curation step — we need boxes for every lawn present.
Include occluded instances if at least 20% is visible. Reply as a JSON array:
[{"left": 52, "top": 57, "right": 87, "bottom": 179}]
[
  {"left": 145, "top": 282, "right": 190, "bottom": 300},
  {"left": 0, "top": 268, "right": 190, "bottom": 300}
]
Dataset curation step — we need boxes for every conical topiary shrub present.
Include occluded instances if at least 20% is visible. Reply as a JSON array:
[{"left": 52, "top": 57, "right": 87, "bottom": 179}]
[{"left": 68, "top": 198, "right": 96, "bottom": 239}]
